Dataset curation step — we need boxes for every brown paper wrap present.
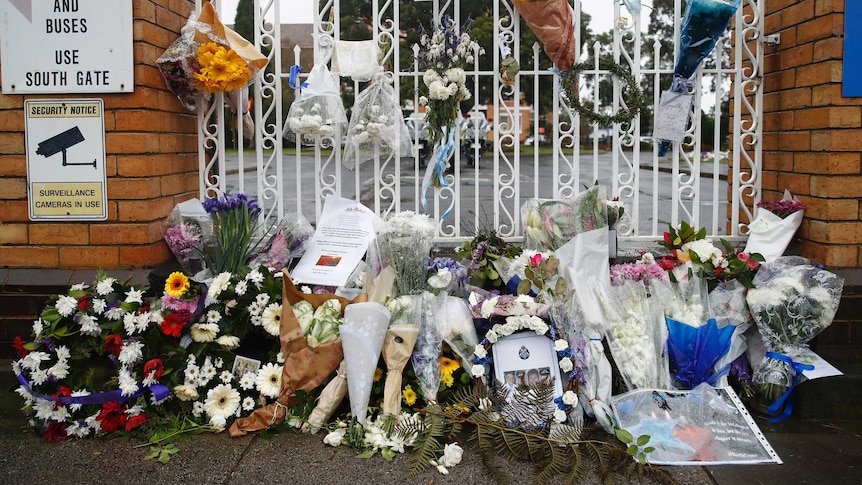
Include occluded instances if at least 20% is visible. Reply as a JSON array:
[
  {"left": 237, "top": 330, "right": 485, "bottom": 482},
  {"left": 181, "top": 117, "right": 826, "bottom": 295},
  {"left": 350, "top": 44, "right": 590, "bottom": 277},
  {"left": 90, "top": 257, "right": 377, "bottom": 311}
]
[
  {"left": 229, "top": 270, "right": 367, "bottom": 437},
  {"left": 195, "top": 2, "right": 268, "bottom": 74},
  {"left": 512, "top": 0, "right": 575, "bottom": 71},
  {"left": 381, "top": 325, "right": 420, "bottom": 416}
]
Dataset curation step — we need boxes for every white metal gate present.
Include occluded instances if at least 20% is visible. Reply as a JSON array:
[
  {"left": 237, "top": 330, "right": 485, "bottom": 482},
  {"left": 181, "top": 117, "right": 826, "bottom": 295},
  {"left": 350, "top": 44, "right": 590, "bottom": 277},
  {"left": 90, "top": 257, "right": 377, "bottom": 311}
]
[{"left": 196, "top": 0, "right": 765, "bottom": 245}]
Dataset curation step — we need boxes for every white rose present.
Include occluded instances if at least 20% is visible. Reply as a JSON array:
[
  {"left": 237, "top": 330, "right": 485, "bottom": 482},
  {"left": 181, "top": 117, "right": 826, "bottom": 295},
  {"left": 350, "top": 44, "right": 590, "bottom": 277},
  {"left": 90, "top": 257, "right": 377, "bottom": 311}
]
[
  {"left": 474, "top": 345, "right": 487, "bottom": 359},
  {"left": 559, "top": 357, "right": 574, "bottom": 373},
  {"left": 485, "top": 330, "right": 499, "bottom": 343},
  {"left": 554, "top": 339, "right": 568, "bottom": 352},
  {"left": 323, "top": 428, "right": 346, "bottom": 446},
  {"left": 470, "top": 364, "right": 485, "bottom": 377},
  {"left": 562, "top": 390, "right": 578, "bottom": 406},
  {"left": 553, "top": 409, "right": 568, "bottom": 423},
  {"left": 439, "top": 443, "right": 464, "bottom": 467}
]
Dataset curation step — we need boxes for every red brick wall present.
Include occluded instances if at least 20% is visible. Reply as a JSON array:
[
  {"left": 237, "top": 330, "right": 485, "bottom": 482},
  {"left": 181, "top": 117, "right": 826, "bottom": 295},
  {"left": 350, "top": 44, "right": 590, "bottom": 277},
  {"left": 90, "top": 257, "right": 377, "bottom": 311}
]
[
  {"left": 0, "top": 0, "right": 198, "bottom": 270},
  {"left": 761, "top": 0, "right": 862, "bottom": 268}
]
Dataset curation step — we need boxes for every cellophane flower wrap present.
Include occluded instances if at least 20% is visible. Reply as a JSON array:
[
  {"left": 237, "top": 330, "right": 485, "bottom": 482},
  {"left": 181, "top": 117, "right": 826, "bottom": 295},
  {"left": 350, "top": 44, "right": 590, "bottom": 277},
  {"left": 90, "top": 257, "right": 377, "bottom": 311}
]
[
  {"left": 285, "top": 64, "right": 347, "bottom": 145},
  {"left": 12, "top": 273, "right": 186, "bottom": 441},
  {"left": 746, "top": 257, "right": 843, "bottom": 406},
  {"left": 247, "top": 213, "right": 314, "bottom": 272},
  {"left": 744, "top": 190, "right": 806, "bottom": 263},
  {"left": 343, "top": 73, "right": 412, "bottom": 169},
  {"left": 594, "top": 280, "right": 670, "bottom": 391},
  {"left": 522, "top": 185, "right": 606, "bottom": 251},
  {"left": 651, "top": 277, "right": 736, "bottom": 390},
  {"left": 200, "top": 193, "right": 262, "bottom": 277},
  {"left": 162, "top": 199, "right": 214, "bottom": 276}
]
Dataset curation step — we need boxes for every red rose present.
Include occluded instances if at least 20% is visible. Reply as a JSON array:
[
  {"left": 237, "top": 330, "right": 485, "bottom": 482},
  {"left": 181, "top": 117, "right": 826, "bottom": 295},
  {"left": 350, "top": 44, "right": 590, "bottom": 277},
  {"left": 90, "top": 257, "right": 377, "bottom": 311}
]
[
  {"left": 143, "top": 359, "right": 165, "bottom": 381},
  {"left": 529, "top": 253, "right": 543, "bottom": 267},
  {"left": 658, "top": 256, "right": 677, "bottom": 271},
  {"left": 13, "top": 336, "right": 31, "bottom": 359},
  {"left": 103, "top": 334, "right": 123, "bottom": 356},
  {"left": 161, "top": 311, "right": 189, "bottom": 337},
  {"left": 43, "top": 422, "right": 69, "bottom": 442},
  {"left": 125, "top": 413, "right": 148, "bottom": 432},
  {"left": 96, "top": 401, "right": 127, "bottom": 433},
  {"left": 77, "top": 294, "right": 92, "bottom": 310}
]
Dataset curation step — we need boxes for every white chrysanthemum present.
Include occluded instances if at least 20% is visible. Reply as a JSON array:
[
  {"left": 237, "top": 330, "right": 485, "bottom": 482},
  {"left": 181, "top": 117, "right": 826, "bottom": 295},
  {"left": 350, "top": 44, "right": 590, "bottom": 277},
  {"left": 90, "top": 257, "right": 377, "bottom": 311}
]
[
  {"left": 125, "top": 288, "right": 144, "bottom": 304},
  {"left": 213, "top": 357, "right": 224, "bottom": 368},
  {"left": 118, "top": 341, "right": 144, "bottom": 365},
  {"left": 54, "top": 345, "right": 70, "bottom": 361},
  {"left": 242, "top": 396, "right": 256, "bottom": 411},
  {"left": 92, "top": 298, "right": 106, "bottom": 314},
  {"left": 30, "top": 368, "right": 49, "bottom": 385},
  {"left": 34, "top": 398, "right": 55, "bottom": 420},
  {"left": 261, "top": 303, "right": 283, "bottom": 337},
  {"left": 126, "top": 404, "right": 144, "bottom": 417},
  {"left": 190, "top": 323, "right": 219, "bottom": 342},
  {"left": 104, "top": 306, "right": 126, "bottom": 321},
  {"left": 68, "top": 389, "right": 90, "bottom": 412},
  {"left": 123, "top": 313, "right": 138, "bottom": 335},
  {"left": 78, "top": 314, "right": 101, "bottom": 336},
  {"left": 204, "top": 384, "right": 241, "bottom": 421},
  {"left": 276, "top": 351, "right": 285, "bottom": 364},
  {"left": 55, "top": 295, "right": 78, "bottom": 317},
  {"left": 70, "top": 282, "right": 89, "bottom": 291},
  {"left": 96, "top": 277, "right": 116, "bottom": 296},
  {"left": 47, "top": 361, "right": 70, "bottom": 380},
  {"left": 206, "top": 272, "right": 233, "bottom": 300},
  {"left": 219, "top": 371, "right": 233, "bottom": 384},
  {"left": 255, "top": 363, "right": 283, "bottom": 398},
  {"left": 32, "top": 318, "right": 44, "bottom": 337},
  {"left": 255, "top": 293, "right": 271, "bottom": 306},
  {"left": 239, "top": 372, "right": 256, "bottom": 390},
  {"left": 192, "top": 400, "right": 205, "bottom": 418},
  {"left": 21, "top": 351, "right": 51, "bottom": 370},
  {"left": 135, "top": 312, "right": 151, "bottom": 333},
  {"left": 234, "top": 280, "right": 248, "bottom": 296},
  {"left": 67, "top": 421, "right": 91, "bottom": 438},
  {"left": 216, "top": 335, "right": 240, "bottom": 350},
  {"left": 118, "top": 367, "right": 139, "bottom": 396}
]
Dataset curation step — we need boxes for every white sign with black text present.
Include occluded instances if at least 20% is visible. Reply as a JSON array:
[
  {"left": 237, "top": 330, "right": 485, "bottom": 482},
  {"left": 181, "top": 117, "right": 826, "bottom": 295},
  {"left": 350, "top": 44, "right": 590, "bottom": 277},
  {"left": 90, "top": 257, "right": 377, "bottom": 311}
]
[{"left": 0, "top": 0, "right": 133, "bottom": 93}]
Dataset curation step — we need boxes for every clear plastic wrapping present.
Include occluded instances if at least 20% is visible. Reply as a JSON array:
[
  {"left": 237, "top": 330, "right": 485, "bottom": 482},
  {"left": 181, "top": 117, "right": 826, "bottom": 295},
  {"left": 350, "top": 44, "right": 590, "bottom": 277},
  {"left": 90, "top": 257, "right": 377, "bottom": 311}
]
[{"left": 343, "top": 74, "right": 412, "bottom": 169}]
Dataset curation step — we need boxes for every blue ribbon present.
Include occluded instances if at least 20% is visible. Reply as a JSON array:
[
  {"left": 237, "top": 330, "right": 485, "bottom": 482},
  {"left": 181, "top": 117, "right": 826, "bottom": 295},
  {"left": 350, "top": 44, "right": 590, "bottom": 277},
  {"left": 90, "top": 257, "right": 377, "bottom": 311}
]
[
  {"left": 288, "top": 65, "right": 308, "bottom": 90},
  {"left": 764, "top": 351, "right": 814, "bottom": 423},
  {"left": 420, "top": 125, "right": 456, "bottom": 220},
  {"left": 17, "top": 372, "right": 171, "bottom": 406}
]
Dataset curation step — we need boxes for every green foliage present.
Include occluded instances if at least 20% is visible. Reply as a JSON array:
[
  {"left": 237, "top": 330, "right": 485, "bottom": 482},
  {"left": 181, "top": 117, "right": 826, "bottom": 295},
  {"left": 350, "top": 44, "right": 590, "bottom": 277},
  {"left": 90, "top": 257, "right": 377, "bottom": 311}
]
[
  {"left": 615, "top": 428, "right": 655, "bottom": 465},
  {"left": 456, "top": 228, "right": 522, "bottom": 291},
  {"left": 560, "top": 61, "right": 647, "bottom": 128},
  {"left": 144, "top": 443, "right": 180, "bottom": 464}
]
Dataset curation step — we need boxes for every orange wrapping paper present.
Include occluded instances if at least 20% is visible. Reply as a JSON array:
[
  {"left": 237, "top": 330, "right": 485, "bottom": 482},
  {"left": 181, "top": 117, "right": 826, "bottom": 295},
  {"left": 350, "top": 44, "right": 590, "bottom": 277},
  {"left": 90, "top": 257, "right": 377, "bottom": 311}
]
[{"left": 512, "top": 0, "right": 575, "bottom": 71}]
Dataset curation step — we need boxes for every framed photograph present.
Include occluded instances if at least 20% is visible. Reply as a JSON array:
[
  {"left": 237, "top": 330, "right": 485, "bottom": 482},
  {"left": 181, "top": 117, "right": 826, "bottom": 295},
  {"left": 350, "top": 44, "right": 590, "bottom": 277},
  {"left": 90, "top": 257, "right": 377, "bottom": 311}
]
[
  {"left": 492, "top": 332, "right": 563, "bottom": 401},
  {"left": 231, "top": 355, "right": 262, "bottom": 379}
]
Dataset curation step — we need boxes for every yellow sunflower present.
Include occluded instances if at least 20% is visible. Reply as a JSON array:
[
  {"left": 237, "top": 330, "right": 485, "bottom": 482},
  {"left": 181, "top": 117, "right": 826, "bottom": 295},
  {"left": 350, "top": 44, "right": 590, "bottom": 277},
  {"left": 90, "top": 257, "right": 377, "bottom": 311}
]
[
  {"left": 402, "top": 384, "right": 417, "bottom": 406},
  {"left": 165, "top": 272, "right": 190, "bottom": 298},
  {"left": 438, "top": 356, "right": 461, "bottom": 378},
  {"left": 373, "top": 367, "right": 383, "bottom": 383}
]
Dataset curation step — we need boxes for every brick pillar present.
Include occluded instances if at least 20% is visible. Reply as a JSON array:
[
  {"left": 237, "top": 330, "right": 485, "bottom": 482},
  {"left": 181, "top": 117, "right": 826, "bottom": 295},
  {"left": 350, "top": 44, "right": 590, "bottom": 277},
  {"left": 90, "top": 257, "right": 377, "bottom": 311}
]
[
  {"left": 0, "top": 0, "right": 198, "bottom": 270},
  {"left": 761, "top": 0, "right": 862, "bottom": 268}
]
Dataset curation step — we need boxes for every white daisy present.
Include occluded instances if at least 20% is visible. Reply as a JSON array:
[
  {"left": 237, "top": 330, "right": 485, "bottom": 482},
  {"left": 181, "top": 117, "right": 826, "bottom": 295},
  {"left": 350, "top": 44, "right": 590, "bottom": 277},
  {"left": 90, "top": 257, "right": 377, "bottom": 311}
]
[
  {"left": 55, "top": 295, "right": 78, "bottom": 317},
  {"left": 192, "top": 400, "right": 205, "bottom": 418},
  {"left": 219, "top": 370, "right": 233, "bottom": 384},
  {"left": 125, "top": 288, "right": 144, "bottom": 304},
  {"left": 34, "top": 398, "right": 55, "bottom": 420},
  {"left": 255, "top": 363, "right": 283, "bottom": 398},
  {"left": 276, "top": 351, "right": 284, "bottom": 364},
  {"left": 206, "top": 310, "right": 222, "bottom": 324},
  {"left": 242, "top": 396, "right": 256, "bottom": 411},
  {"left": 255, "top": 293, "right": 270, "bottom": 306},
  {"left": 204, "top": 384, "right": 241, "bottom": 421},
  {"left": 213, "top": 357, "right": 224, "bottom": 368},
  {"left": 190, "top": 323, "right": 219, "bottom": 342},
  {"left": 261, "top": 303, "right": 283, "bottom": 337},
  {"left": 246, "top": 269, "right": 264, "bottom": 286},
  {"left": 234, "top": 280, "right": 248, "bottom": 296},
  {"left": 239, "top": 373, "right": 256, "bottom": 390},
  {"left": 96, "top": 277, "right": 117, "bottom": 296}
]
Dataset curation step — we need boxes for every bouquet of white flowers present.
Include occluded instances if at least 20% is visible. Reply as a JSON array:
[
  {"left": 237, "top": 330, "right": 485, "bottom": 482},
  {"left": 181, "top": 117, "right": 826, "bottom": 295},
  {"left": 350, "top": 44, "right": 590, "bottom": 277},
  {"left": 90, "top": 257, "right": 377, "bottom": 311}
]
[
  {"left": 343, "top": 74, "right": 412, "bottom": 169},
  {"left": 746, "top": 256, "right": 843, "bottom": 420},
  {"left": 284, "top": 64, "right": 347, "bottom": 145}
]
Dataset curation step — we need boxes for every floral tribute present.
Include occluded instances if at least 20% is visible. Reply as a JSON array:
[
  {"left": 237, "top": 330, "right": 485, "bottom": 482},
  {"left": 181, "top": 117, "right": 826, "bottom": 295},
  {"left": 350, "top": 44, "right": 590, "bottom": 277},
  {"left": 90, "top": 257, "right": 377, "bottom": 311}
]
[{"left": 193, "top": 42, "right": 252, "bottom": 93}]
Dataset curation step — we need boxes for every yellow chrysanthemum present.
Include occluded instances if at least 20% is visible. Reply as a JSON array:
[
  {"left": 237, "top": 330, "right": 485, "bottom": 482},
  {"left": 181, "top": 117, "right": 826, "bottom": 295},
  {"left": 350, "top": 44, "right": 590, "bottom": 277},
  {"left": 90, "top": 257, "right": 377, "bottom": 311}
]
[
  {"left": 402, "top": 384, "right": 417, "bottom": 406},
  {"left": 441, "top": 373, "right": 454, "bottom": 388},
  {"left": 194, "top": 42, "right": 252, "bottom": 93},
  {"left": 165, "top": 272, "right": 190, "bottom": 298},
  {"left": 438, "top": 356, "right": 460, "bottom": 378},
  {"left": 373, "top": 367, "right": 383, "bottom": 383}
]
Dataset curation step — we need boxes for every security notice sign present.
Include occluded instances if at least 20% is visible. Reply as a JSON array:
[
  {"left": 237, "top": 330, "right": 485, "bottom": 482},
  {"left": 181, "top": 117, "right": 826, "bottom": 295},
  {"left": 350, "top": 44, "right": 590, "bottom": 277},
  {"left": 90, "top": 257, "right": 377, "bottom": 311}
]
[
  {"left": 0, "top": 0, "right": 133, "bottom": 93},
  {"left": 25, "top": 98, "right": 107, "bottom": 221}
]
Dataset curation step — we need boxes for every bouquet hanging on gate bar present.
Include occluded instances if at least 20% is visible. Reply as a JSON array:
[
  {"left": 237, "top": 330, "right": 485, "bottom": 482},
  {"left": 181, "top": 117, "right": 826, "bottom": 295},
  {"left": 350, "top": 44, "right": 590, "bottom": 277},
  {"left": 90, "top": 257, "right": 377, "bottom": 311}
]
[
  {"left": 511, "top": 0, "right": 575, "bottom": 71},
  {"left": 157, "top": 2, "right": 267, "bottom": 110}
]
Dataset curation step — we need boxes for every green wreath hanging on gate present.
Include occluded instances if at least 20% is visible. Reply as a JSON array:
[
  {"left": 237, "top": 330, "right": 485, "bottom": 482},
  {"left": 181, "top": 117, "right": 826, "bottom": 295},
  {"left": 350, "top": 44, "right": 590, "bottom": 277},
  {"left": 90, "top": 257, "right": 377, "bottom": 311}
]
[{"left": 559, "top": 61, "right": 647, "bottom": 128}]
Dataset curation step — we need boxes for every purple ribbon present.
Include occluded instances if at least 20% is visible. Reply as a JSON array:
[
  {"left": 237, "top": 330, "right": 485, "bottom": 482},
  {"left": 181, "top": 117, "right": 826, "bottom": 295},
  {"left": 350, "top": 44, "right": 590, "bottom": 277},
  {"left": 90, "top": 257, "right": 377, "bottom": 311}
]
[{"left": 16, "top": 372, "right": 170, "bottom": 406}]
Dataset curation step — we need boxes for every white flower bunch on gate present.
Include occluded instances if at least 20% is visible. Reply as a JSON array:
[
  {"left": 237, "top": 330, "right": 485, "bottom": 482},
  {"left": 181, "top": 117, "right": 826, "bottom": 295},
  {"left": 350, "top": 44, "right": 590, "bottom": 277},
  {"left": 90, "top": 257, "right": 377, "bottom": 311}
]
[{"left": 287, "top": 102, "right": 335, "bottom": 137}]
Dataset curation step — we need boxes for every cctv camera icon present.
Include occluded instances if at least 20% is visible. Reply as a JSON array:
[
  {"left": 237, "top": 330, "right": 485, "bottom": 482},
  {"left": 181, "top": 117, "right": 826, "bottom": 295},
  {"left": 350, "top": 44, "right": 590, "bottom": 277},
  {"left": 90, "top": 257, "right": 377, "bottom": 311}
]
[{"left": 36, "top": 126, "right": 97, "bottom": 168}]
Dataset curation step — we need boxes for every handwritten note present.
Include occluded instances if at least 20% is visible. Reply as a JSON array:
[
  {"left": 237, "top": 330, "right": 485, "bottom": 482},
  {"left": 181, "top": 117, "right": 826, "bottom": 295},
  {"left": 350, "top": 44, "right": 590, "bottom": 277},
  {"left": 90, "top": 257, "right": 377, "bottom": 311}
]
[{"left": 653, "top": 90, "right": 693, "bottom": 142}]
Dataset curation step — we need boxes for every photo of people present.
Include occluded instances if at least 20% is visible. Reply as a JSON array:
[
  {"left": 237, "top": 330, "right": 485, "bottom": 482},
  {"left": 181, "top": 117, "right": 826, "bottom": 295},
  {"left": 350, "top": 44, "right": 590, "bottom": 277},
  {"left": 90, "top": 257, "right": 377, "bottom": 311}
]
[
  {"left": 232, "top": 355, "right": 261, "bottom": 379},
  {"left": 492, "top": 333, "right": 564, "bottom": 403}
]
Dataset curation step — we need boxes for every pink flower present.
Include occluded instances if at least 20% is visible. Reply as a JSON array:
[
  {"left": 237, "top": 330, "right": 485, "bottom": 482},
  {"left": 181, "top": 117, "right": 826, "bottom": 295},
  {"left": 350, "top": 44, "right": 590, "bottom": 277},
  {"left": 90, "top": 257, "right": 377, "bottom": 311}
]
[{"left": 530, "top": 253, "right": 543, "bottom": 267}]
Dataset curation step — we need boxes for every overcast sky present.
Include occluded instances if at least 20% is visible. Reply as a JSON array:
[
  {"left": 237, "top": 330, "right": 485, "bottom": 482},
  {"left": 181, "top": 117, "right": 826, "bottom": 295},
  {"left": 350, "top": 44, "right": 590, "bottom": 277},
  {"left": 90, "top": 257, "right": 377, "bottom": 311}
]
[{"left": 215, "top": 0, "right": 650, "bottom": 34}]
